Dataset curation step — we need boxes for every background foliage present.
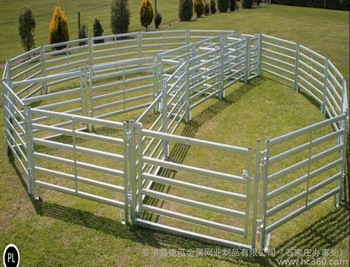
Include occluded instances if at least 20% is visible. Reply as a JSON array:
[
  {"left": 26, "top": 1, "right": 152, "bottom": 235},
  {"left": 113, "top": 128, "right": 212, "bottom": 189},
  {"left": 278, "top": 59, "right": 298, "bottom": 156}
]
[
  {"left": 271, "top": 0, "right": 349, "bottom": 10},
  {"left": 49, "top": 2, "right": 70, "bottom": 47}
]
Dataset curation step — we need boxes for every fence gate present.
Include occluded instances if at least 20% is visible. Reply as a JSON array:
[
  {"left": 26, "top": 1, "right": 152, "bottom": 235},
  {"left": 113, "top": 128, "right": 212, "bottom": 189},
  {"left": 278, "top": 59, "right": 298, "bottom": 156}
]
[
  {"left": 260, "top": 114, "right": 347, "bottom": 251},
  {"left": 126, "top": 121, "right": 259, "bottom": 249},
  {"left": 26, "top": 108, "right": 130, "bottom": 222}
]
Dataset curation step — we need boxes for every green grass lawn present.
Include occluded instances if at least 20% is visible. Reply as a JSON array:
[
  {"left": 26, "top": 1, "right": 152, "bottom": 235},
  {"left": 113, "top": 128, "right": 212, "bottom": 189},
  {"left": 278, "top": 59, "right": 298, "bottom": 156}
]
[
  {"left": 0, "top": 0, "right": 179, "bottom": 64},
  {"left": 0, "top": 2, "right": 349, "bottom": 267}
]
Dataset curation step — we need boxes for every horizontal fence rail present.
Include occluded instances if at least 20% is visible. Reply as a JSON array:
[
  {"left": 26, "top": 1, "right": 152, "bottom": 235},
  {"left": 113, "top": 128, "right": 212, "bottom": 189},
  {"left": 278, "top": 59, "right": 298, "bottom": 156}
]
[{"left": 2, "top": 30, "right": 348, "bottom": 251}]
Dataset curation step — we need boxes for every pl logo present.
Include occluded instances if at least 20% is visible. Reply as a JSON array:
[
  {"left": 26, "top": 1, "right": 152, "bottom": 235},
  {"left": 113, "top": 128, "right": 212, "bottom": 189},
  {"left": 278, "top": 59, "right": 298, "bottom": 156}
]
[{"left": 3, "top": 244, "right": 20, "bottom": 267}]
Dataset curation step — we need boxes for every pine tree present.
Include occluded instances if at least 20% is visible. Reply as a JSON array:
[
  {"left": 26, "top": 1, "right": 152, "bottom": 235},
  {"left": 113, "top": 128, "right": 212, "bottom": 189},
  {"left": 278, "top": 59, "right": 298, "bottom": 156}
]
[
  {"left": 218, "top": 0, "right": 229, "bottom": 12},
  {"left": 111, "top": 0, "right": 130, "bottom": 34},
  {"left": 178, "top": 0, "right": 193, "bottom": 21},
  {"left": 140, "top": 0, "right": 154, "bottom": 31},
  {"left": 18, "top": 6, "right": 36, "bottom": 52},
  {"left": 93, "top": 18, "right": 104, "bottom": 43},
  {"left": 49, "top": 2, "right": 69, "bottom": 49},
  {"left": 210, "top": 0, "right": 217, "bottom": 14},
  {"left": 194, "top": 0, "right": 205, "bottom": 17},
  {"left": 241, "top": 0, "right": 253, "bottom": 8},
  {"left": 154, "top": 12, "right": 162, "bottom": 29},
  {"left": 229, "top": 0, "right": 236, "bottom": 11}
]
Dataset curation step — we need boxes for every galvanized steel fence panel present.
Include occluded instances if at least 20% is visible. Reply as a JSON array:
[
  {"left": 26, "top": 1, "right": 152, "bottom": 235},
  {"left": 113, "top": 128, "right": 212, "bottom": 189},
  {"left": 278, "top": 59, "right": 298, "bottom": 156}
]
[
  {"left": 260, "top": 114, "right": 347, "bottom": 250},
  {"left": 27, "top": 107, "right": 130, "bottom": 221},
  {"left": 2, "top": 30, "right": 348, "bottom": 251},
  {"left": 129, "top": 122, "right": 257, "bottom": 249}
]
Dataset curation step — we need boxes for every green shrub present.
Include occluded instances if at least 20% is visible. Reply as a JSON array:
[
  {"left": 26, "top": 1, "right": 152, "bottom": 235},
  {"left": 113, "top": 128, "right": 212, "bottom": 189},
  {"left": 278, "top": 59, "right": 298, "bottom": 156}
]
[
  {"left": 49, "top": 2, "right": 69, "bottom": 49},
  {"left": 111, "top": 0, "right": 130, "bottom": 34},
  {"left": 179, "top": 0, "right": 193, "bottom": 21},
  {"left": 210, "top": 0, "right": 217, "bottom": 14},
  {"left": 218, "top": 0, "right": 229, "bottom": 12},
  {"left": 140, "top": 0, "right": 154, "bottom": 31},
  {"left": 271, "top": 0, "right": 349, "bottom": 10},
  {"left": 154, "top": 12, "right": 162, "bottom": 29},
  {"left": 18, "top": 6, "right": 36, "bottom": 52},
  {"left": 204, "top": 1, "right": 210, "bottom": 15},
  {"left": 229, "top": 0, "right": 236, "bottom": 11},
  {"left": 194, "top": 0, "right": 205, "bottom": 17},
  {"left": 241, "top": 0, "right": 253, "bottom": 8},
  {"left": 93, "top": 18, "right": 104, "bottom": 43}
]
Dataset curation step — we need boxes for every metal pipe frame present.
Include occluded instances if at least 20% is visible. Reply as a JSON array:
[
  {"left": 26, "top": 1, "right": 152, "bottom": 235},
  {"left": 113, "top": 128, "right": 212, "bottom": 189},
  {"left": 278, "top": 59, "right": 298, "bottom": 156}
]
[{"left": 2, "top": 30, "right": 348, "bottom": 252}]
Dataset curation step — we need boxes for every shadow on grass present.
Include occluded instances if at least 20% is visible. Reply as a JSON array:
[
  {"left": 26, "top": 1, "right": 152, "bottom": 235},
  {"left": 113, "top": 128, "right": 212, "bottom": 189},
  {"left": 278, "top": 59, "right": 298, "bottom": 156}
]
[
  {"left": 270, "top": 203, "right": 349, "bottom": 266},
  {"left": 33, "top": 198, "right": 349, "bottom": 266},
  {"left": 8, "top": 151, "right": 43, "bottom": 214},
  {"left": 34, "top": 200, "right": 272, "bottom": 266}
]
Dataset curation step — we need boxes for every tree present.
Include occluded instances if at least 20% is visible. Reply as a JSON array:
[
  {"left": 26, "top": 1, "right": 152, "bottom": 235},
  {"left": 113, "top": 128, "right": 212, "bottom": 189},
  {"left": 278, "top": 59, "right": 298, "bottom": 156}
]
[
  {"left": 49, "top": 2, "right": 69, "bottom": 49},
  {"left": 218, "top": 0, "right": 229, "bottom": 12},
  {"left": 178, "top": 0, "right": 193, "bottom": 21},
  {"left": 154, "top": 12, "right": 162, "bottom": 29},
  {"left": 140, "top": 0, "right": 154, "bottom": 31},
  {"left": 204, "top": 1, "right": 210, "bottom": 15},
  {"left": 18, "top": 6, "right": 36, "bottom": 53},
  {"left": 111, "top": 0, "right": 130, "bottom": 34},
  {"left": 194, "top": 0, "right": 205, "bottom": 17},
  {"left": 241, "top": 0, "right": 253, "bottom": 8},
  {"left": 93, "top": 19, "right": 104, "bottom": 43},
  {"left": 210, "top": 0, "right": 217, "bottom": 14},
  {"left": 229, "top": 0, "right": 236, "bottom": 11}
]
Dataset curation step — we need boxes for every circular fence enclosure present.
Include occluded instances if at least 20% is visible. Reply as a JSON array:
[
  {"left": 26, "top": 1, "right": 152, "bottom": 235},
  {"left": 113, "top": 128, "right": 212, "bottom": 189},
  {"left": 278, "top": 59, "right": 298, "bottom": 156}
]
[{"left": 2, "top": 30, "right": 348, "bottom": 251}]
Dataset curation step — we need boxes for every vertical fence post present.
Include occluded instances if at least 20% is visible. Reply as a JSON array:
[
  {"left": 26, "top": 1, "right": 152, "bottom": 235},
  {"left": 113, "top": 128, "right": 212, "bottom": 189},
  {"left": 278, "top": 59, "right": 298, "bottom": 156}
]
[
  {"left": 88, "top": 38, "right": 94, "bottom": 69},
  {"left": 138, "top": 32, "right": 143, "bottom": 60},
  {"left": 184, "top": 60, "right": 191, "bottom": 122},
  {"left": 251, "top": 140, "right": 261, "bottom": 250},
  {"left": 87, "top": 65, "right": 94, "bottom": 131},
  {"left": 321, "top": 59, "right": 329, "bottom": 115},
  {"left": 257, "top": 34, "right": 263, "bottom": 77},
  {"left": 161, "top": 79, "right": 169, "bottom": 158},
  {"left": 127, "top": 120, "right": 143, "bottom": 221},
  {"left": 244, "top": 37, "right": 251, "bottom": 83},
  {"left": 80, "top": 66, "right": 87, "bottom": 117},
  {"left": 24, "top": 106, "right": 36, "bottom": 198},
  {"left": 135, "top": 122, "right": 143, "bottom": 216},
  {"left": 2, "top": 63, "right": 13, "bottom": 158},
  {"left": 218, "top": 34, "right": 226, "bottom": 99},
  {"left": 260, "top": 140, "right": 270, "bottom": 252},
  {"left": 243, "top": 147, "right": 252, "bottom": 239},
  {"left": 294, "top": 43, "right": 300, "bottom": 92},
  {"left": 123, "top": 121, "right": 130, "bottom": 224},
  {"left": 153, "top": 55, "right": 161, "bottom": 113},
  {"left": 186, "top": 30, "right": 190, "bottom": 45},
  {"left": 81, "top": 66, "right": 93, "bottom": 131},
  {"left": 337, "top": 114, "right": 347, "bottom": 206},
  {"left": 341, "top": 78, "right": 347, "bottom": 114},
  {"left": 128, "top": 120, "right": 137, "bottom": 223},
  {"left": 40, "top": 45, "right": 47, "bottom": 94}
]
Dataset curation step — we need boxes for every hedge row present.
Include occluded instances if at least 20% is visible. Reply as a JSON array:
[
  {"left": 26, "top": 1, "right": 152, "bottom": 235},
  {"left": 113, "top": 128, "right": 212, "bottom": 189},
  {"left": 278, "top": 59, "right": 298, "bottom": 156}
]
[{"left": 271, "top": 0, "right": 349, "bottom": 11}]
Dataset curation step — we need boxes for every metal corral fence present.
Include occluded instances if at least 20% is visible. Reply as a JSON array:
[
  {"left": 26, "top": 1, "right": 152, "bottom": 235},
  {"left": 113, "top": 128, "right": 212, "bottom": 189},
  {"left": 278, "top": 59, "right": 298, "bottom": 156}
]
[{"left": 2, "top": 30, "right": 348, "bottom": 251}]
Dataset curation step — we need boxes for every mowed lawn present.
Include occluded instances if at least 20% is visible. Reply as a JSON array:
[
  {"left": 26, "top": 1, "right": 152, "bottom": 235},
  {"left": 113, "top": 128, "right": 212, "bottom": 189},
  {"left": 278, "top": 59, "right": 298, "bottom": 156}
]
[{"left": 0, "top": 2, "right": 349, "bottom": 267}]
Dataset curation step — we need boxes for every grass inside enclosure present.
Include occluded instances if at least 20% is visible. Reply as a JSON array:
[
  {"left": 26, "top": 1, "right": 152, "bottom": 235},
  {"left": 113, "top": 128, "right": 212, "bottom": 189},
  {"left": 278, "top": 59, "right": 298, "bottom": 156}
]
[
  {"left": 139, "top": 75, "right": 335, "bottom": 245},
  {"left": 1, "top": 3, "right": 349, "bottom": 267}
]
